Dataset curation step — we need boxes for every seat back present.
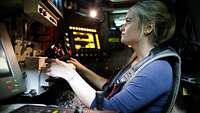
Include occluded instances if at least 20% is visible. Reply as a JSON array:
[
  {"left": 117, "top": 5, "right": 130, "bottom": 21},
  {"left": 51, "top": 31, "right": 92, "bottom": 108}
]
[
  {"left": 122, "top": 47, "right": 181, "bottom": 113},
  {"left": 161, "top": 57, "right": 181, "bottom": 113}
]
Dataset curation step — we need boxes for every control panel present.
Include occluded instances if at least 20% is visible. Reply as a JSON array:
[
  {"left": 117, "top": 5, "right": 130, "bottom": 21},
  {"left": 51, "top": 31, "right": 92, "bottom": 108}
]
[
  {"left": 64, "top": 25, "right": 104, "bottom": 58},
  {"left": 24, "top": 0, "right": 60, "bottom": 27},
  {"left": 0, "top": 77, "right": 25, "bottom": 100}
]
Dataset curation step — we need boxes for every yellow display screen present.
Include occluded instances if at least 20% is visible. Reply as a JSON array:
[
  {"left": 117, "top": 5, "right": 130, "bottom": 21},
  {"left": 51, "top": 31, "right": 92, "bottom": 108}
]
[{"left": 69, "top": 26, "right": 101, "bottom": 50}]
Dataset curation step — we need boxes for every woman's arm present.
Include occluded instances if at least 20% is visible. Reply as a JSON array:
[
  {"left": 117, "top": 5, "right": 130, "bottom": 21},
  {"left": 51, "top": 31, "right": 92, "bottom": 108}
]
[
  {"left": 46, "top": 59, "right": 96, "bottom": 107},
  {"left": 68, "top": 58, "right": 108, "bottom": 89},
  {"left": 90, "top": 60, "right": 173, "bottom": 113}
]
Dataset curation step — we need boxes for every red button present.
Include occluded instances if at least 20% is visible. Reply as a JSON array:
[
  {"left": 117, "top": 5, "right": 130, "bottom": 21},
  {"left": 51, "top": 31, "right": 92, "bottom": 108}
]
[{"left": 7, "top": 85, "right": 13, "bottom": 91}]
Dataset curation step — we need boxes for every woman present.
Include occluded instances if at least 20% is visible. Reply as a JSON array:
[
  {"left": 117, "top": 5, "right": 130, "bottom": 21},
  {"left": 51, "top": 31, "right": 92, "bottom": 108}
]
[{"left": 46, "top": 0, "right": 179, "bottom": 113}]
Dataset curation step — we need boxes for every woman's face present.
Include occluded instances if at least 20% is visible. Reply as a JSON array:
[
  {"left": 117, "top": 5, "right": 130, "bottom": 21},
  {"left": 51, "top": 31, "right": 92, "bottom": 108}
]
[{"left": 120, "top": 10, "right": 142, "bottom": 46}]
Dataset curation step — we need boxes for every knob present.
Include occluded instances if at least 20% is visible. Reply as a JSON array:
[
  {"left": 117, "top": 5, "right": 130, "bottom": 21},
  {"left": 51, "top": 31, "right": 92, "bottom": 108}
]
[
  {"left": 39, "top": 8, "right": 43, "bottom": 13},
  {"left": 43, "top": 11, "right": 47, "bottom": 16}
]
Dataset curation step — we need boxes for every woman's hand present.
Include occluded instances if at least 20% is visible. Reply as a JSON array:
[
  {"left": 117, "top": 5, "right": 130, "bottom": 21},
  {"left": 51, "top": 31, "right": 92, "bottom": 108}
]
[
  {"left": 67, "top": 58, "right": 86, "bottom": 71},
  {"left": 46, "top": 59, "right": 77, "bottom": 81},
  {"left": 46, "top": 59, "right": 96, "bottom": 107}
]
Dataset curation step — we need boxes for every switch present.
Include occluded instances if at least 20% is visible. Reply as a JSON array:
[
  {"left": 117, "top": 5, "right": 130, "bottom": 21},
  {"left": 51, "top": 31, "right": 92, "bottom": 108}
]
[
  {"left": 39, "top": 8, "right": 43, "bottom": 13},
  {"left": 43, "top": 11, "right": 47, "bottom": 16}
]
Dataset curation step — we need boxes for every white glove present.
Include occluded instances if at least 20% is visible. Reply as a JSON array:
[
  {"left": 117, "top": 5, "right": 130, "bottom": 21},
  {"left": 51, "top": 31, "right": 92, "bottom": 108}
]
[{"left": 46, "top": 59, "right": 77, "bottom": 81}]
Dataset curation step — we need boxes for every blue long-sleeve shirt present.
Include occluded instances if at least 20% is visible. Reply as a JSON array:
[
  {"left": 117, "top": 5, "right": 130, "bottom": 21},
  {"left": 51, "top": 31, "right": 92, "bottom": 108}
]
[{"left": 91, "top": 60, "right": 173, "bottom": 113}]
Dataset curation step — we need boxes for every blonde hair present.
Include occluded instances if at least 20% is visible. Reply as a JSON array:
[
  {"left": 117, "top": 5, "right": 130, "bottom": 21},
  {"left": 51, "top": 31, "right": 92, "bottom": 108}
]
[{"left": 130, "top": 0, "right": 176, "bottom": 46}]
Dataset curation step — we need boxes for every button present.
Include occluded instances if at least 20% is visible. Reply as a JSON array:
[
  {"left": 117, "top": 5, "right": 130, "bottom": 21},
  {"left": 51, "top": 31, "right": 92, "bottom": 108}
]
[
  {"left": 39, "top": 8, "right": 43, "bottom": 13},
  {"left": 7, "top": 85, "right": 13, "bottom": 91},
  {"left": 43, "top": 11, "right": 47, "bottom": 16},
  {"left": 14, "top": 84, "right": 19, "bottom": 87}
]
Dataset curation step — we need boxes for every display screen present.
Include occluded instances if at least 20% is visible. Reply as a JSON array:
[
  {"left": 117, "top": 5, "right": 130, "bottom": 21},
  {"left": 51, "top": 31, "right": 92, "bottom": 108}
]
[
  {"left": 73, "top": 31, "right": 100, "bottom": 50},
  {"left": 0, "top": 42, "right": 11, "bottom": 77},
  {"left": 68, "top": 26, "right": 101, "bottom": 50}
]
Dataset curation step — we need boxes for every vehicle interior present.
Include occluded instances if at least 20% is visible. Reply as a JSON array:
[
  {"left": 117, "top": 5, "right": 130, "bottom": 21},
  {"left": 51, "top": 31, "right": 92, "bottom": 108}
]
[{"left": 0, "top": 0, "right": 200, "bottom": 113}]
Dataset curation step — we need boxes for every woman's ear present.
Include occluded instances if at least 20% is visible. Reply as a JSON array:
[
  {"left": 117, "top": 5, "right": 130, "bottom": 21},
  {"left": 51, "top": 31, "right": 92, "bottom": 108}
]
[{"left": 144, "top": 21, "right": 154, "bottom": 35}]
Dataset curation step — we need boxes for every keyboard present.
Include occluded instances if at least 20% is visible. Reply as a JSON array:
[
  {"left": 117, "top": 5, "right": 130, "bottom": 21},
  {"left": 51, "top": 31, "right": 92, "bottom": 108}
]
[{"left": 10, "top": 105, "right": 73, "bottom": 113}]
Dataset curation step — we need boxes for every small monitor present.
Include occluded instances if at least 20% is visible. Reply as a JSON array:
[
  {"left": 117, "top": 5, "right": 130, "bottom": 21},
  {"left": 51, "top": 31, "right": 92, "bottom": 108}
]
[
  {"left": 0, "top": 23, "right": 26, "bottom": 101},
  {"left": 67, "top": 26, "right": 101, "bottom": 50}
]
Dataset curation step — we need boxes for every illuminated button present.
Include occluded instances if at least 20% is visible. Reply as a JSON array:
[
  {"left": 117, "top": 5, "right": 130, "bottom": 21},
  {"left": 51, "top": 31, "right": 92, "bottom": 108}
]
[
  {"left": 14, "top": 84, "right": 19, "bottom": 87},
  {"left": 52, "top": 110, "right": 58, "bottom": 113},
  {"left": 7, "top": 85, "right": 13, "bottom": 91},
  {"left": 46, "top": 109, "right": 53, "bottom": 112},
  {"left": 66, "top": 44, "right": 70, "bottom": 47},
  {"left": 65, "top": 38, "right": 69, "bottom": 41}
]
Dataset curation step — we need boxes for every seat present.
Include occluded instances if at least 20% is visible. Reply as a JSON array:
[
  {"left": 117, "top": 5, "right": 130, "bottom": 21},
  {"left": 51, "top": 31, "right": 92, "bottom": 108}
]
[
  {"left": 106, "top": 47, "right": 181, "bottom": 113},
  {"left": 161, "top": 57, "right": 181, "bottom": 113}
]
